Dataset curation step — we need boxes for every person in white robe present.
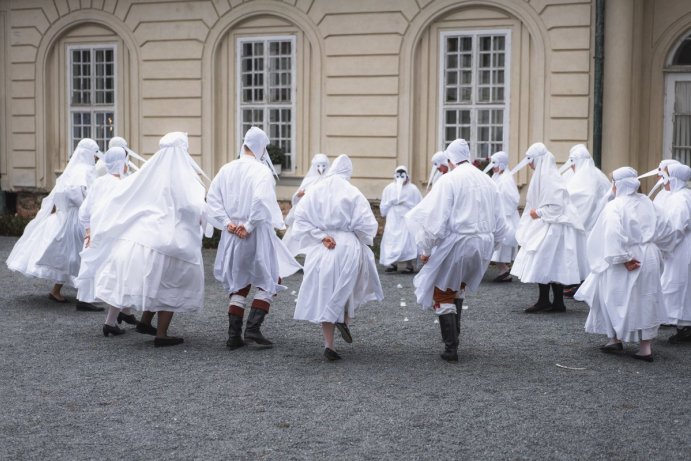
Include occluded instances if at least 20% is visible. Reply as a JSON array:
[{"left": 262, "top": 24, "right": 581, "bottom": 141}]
[
  {"left": 206, "top": 127, "right": 301, "bottom": 350},
  {"left": 560, "top": 144, "right": 611, "bottom": 297},
  {"left": 292, "top": 155, "right": 384, "bottom": 361},
  {"left": 426, "top": 151, "right": 448, "bottom": 192},
  {"left": 574, "top": 167, "right": 669, "bottom": 361},
  {"left": 638, "top": 158, "right": 681, "bottom": 206},
  {"left": 483, "top": 151, "right": 519, "bottom": 282},
  {"left": 77, "top": 147, "right": 138, "bottom": 337},
  {"left": 282, "top": 153, "right": 329, "bottom": 255},
  {"left": 406, "top": 139, "right": 508, "bottom": 362},
  {"left": 379, "top": 166, "right": 422, "bottom": 273},
  {"left": 76, "top": 132, "right": 209, "bottom": 347},
  {"left": 6, "top": 138, "right": 101, "bottom": 309},
  {"left": 655, "top": 163, "right": 691, "bottom": 343},
  {"left": 510, "top": 142, "right": 588, "bottom": 313}
]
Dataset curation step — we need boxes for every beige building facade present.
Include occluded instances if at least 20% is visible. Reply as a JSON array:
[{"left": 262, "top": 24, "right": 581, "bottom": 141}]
[{"left": 0, "top": 0, "right": 690, "bottom": 207}]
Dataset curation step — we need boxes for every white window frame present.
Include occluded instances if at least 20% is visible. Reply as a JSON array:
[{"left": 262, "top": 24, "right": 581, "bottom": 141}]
[
  {"left": 438, "top": 29, "right": 511, "bottom": 159},
  {"left": 235, "top": 35, "right": 297, "bottom": 172},
  {"left": 66, "top": 43, "right": 117, "bottom": 155},
  {"left": 663, "top": 72, "right": 691, "bottom": 161}
]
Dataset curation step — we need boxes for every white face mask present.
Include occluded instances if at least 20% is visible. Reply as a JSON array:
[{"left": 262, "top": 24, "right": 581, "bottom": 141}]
[
  {"left": 395, "top": 171, "right": 408, "bottom": 181},
  {"left": 316, "top": 163, "right": 328, "bottom": 175}
]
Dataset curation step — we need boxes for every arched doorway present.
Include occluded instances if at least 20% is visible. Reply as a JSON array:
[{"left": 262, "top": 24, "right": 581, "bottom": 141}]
[{"left": 663, "top": 33, "right": 691, "bottom": 165}]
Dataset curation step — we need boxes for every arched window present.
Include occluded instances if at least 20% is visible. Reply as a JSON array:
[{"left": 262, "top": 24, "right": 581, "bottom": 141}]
[{"left": 664, "top": 33, "right": 691, "bottom": 165}]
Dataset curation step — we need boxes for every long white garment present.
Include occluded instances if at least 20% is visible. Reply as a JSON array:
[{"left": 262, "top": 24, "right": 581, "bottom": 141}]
[
  {"left": 206, "top": 156, "right": 301, "bottom": 295},
  {"left": 282, "top": 154, "right": 329, "bottom": 255},
  {"left": 490, "top": 170, "right": 520, "bottom": 263},
  {"left": 575, "top": 192, "right": 668, "bottom": 342},
  {"left": 292, "top": 155, "right": 383, "bottom": 323},
  {"left": 6, "top": 139, "right": 99, "bottom": 287},
  {"left": 565, "top": 147, "right": 611, "bottom": 233},
  {"left": 379, "top": 181, "right": 422, "bottom": 265},
  {"left": 77, "top": 159, "right": 124, "bottom": 302},
  {"left": 655, "top": 169, "right": 691, "bottom": 326},
  {"left": 510, "top": 145, "right": 588, "bottom": 284},
  {"left": 76, "top": 132, "right": 207, "bottom": 313},
  {"left": 405, "top": 163, "right": 508, "bottom": 309}
]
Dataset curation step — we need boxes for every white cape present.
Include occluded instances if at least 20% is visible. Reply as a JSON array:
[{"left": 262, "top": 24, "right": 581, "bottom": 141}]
[
  {"left": 406, "top": 163, "right": 508, "bottom": 309},
  {"left": 77, "top": 133, "right": 207, "bottom": 312},
  {"left": 574, "top": 193, "right": 668, "bottom": 342},
  {"left": 379, "top": 181, "right": 422, "bottom": 266},
  {"left": 292, "top": 172, "right": 383, "bottom": 324},
  {"left": 490, "top": 170, "right": 520, "bottom": 263},
  {"left": 206, "top": 156, "right": 301, "bottom": 295}
]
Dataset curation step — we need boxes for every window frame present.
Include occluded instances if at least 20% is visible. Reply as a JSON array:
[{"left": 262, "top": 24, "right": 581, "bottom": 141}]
[
  {"left": 235, "top": 35, "right": 297, "bottom": 172},
  {"left": 663, "top": 72, "right": 691, "bottom": 163},
  {"left": 66, "top": 43, "right": 118, "bottom": 155},
  {"left": 437, "top": 29, "right": 511, "bottom": 159}
]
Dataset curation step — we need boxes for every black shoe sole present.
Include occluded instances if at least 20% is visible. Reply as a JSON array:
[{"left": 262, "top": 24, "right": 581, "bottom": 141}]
[
  {"left": 335, "top": 323, "right": 353, "bottom": 344},
  {"left": 154, "top": 337, "right": 184, "bottom": 347}
]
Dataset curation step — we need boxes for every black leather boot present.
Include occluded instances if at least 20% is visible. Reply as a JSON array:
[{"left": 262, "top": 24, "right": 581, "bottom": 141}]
[
  {"left": 525, "top": 283, "right": 551, "bottom": 313},
  {"left": 453, "top": 298, "right": 463, "bottom": 340},
  {"left": 438, "top": 313, "right": 458, "bottom": 362},
  {"left": 226, "top": 313, "right": 245, "bottom": 350},
  {"left": 547, "top": 283, "right": 566, "bottom": 312},
  {"left": 244, "top": 308, "right": 273, "bottom": 347}
]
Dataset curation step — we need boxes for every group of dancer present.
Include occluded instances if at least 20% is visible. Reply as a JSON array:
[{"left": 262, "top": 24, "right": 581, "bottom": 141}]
[{"left": 6, "top": 127, "right": 691, "bottom": 362}]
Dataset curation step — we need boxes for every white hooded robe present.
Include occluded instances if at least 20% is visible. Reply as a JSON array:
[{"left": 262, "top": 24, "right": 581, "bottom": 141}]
[
  {"left": 379, "top": 179, "right": 422, "bottom": 266},
  {"left": 292, "top": 155, "right": 384, "bottom": 323}
]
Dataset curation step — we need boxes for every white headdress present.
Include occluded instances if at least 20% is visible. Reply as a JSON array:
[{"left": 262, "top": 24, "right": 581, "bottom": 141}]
[
  {"left": 667, "top": 163, "right": 691, "bottom": 193},
  {"left": 325, "top": 154, "right": 353, "bottom": 180},
  {"left": 639, "top": 159, "right": 680, "bottom": 198},
  {"left": 559, "top": 144, "right": 591, "bottom": 174},
  {"left": 445, "top": 139, "right": 470, "bottom": 164},
  {"left": 427, "top": 151, "right": 448, "bottom": 192},
  {"left": 612, "top": 166, "right": 640, "bottom": 197},
  {"left": 104, "top": 147, "right": 127, "bottom": 176},
  {"left": 483, "top": 151, "right": 509, "bottom": 174},
  {"left": 242, "top": 126, "right": 277, "bottom": 179},
  {"left": 108, "top": 136, "right": 147, "bottom": 172}
]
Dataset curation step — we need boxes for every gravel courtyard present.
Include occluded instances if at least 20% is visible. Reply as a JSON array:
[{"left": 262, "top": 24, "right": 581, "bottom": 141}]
[{"left": 0, "top": 236, "right": 689, "bottom": 460}]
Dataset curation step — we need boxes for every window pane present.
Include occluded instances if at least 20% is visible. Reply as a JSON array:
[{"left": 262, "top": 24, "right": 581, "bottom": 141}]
[{"left": 238, "top": 37, "right": 296, "bottom": 171}]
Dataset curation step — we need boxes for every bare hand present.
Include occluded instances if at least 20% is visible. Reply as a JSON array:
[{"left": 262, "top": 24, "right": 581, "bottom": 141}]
[
  {"left": 84, "top": 234, "right": 91, "bottom": 248},
  {"left": 226, "top": 223, "right": 237, "bottom": 233},
  {"left": 235, "top": 225, "right": 249, "bottom": 239},
  {"left": 297, "top": 189, "right": 305, "bottom": 198},
  {"left": 322, "top": 236, "right": 336, "bottom": 249},
  {"left": 624, "top": 259, "right": 640, "bottom": 271},
  {"left": 420, "top": 254, "right": 430, "bottom": 264},
  {"left": 529, "top": 209, "right": 540, "bottom": 220}
]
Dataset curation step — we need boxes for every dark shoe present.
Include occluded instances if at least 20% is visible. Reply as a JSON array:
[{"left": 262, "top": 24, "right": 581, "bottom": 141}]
[
  {"left": 668, "top": 326, "right": 691, "bottom": 344},
  {"left": 633, "top": 353, "right": 653, "bottom": 362},
  {"left": 324, "top": 347, "right": 341, "bottom": 361},
  {"left": 599, "top": 342, "right": 623, "bottom": 353},
  {"left": 525, "top": 302, "right": 552, "bottom": 313},
  {"left": 384, "top": 264, "right": 397, "bottom": 273},
  {"left": 402, "top": 266, "right": 415, "bottom": 274},
  {"left": 48, "top": 293, "right": 68, "bottom": 303},
  {"left": 544, "top": 303, "right": 566, "bottom": 313},
  {"left": 76, "top": 301, "right": 104, "bottom": 312},
  {"left": 492, "top": 271, "right": 512, "bottom": 282},
  {"left": 135, "top": 322, "right": 157, "bottom": 336},
  {"left": 226, "top": 313, "right": 245, "bottom": 350},
  {"left": 154, "top": 336, "right": 184, "bottom": 347},
  {"left": 103, "top": 324, "right": 126, "bottom": 337},
  {"left": 438, "top": 313, "right": 459, "bottom": 362},
  {"left": 244, "top": 308, "right": 273, "bottom": 347},
  {"left": 117, "top": 312, "right": 137, "bottom": 325},
  {"left": 335, "top": 322, "right": 353, "bottom": 343}
]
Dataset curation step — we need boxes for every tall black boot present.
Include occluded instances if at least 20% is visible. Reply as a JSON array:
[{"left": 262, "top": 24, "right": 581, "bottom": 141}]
[
  {"left": 454, "top": 298, "right": 463, "bottom": 340},
  {"left": 244, "top": 308, "right": 273, "bottom": 347},
  {"left": 525, "top": 283, "right": 551, "bottom": 313},
  {"left": 438, "top": 313, "right": 459, "bottom": 362},
  {"left": 548, "top": 283, "right": 566, "bottom": 312},
  {"left": 226, "top": 313, "right": 245, "bottom": 350}
]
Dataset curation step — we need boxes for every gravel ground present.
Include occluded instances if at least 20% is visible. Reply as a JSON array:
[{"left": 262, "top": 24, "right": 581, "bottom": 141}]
[{"left": 0, "top": 235, "right": 689, "bottom": 460}]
